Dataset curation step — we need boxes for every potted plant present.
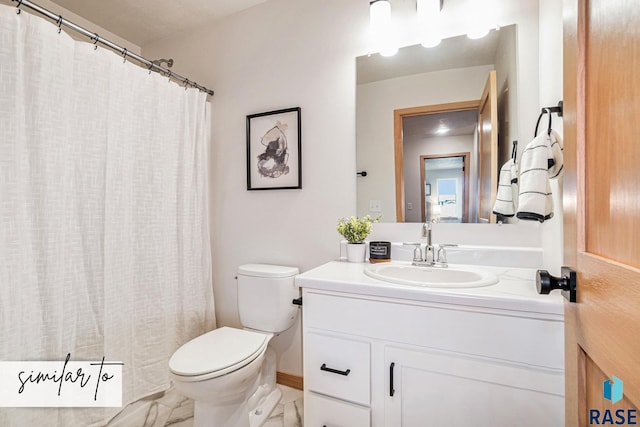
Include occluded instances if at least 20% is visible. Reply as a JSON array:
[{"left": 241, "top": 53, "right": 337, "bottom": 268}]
[{"left": 337, "top": 215, "right": 381, "bottom": 262}]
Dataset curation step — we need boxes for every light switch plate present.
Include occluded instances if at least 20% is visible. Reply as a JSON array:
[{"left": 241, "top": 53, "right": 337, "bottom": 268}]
[{"left": 369, "top": 200, "right": 382, "bottom": 212}]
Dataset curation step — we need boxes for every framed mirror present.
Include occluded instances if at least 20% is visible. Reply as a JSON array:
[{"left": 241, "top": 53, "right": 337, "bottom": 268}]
[{"left": 356, "top": 25, "right": 518, "bottom": 223}]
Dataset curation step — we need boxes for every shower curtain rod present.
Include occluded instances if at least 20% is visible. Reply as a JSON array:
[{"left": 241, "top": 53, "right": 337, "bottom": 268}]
[{"left": 12, "top": 0, "right": 214, "bottom": 96}]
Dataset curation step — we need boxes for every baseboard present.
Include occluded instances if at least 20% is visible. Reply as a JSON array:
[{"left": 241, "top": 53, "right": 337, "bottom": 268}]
[{"left": 276, "top": 371, "right": 303, "bottom": 390}]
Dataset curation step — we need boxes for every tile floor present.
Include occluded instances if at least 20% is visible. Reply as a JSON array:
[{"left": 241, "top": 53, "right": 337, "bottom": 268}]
[{"left": 105, "top": 385, "right": 303, "bottom": 427}]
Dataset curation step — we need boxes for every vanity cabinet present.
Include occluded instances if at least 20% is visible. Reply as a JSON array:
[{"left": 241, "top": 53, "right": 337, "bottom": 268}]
[{"left": 301, "top": 286, "right": 564, "bottom": 427}]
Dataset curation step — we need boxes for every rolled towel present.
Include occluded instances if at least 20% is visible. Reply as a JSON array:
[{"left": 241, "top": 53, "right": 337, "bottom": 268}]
[
  {"left": 516, "top": 132, "right": 554, "bottom": 222},
  {"left": 492, "top": 158, "right": 518, "bottom": 217}
]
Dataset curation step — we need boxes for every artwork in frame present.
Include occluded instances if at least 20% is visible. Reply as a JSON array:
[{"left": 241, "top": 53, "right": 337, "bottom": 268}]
[{"left": 246, "top": 107, "right": 302, "bottom": 190}]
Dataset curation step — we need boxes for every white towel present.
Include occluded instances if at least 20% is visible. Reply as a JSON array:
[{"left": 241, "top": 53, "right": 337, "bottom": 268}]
[
  {"left": 492, "top": 158, "right": 518, "bottom": 217},
  {"left": 516, "top": 130, "right": 563, "bottom": 222}
]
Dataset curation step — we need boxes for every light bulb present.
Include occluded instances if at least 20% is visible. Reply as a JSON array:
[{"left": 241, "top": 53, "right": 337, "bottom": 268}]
[{"left": 369, "top": 0, "right": 398, "bottom": 56}]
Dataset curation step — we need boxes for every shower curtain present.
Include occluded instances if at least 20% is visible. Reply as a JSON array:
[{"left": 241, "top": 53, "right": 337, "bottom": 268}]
[{"left": 0, "top": 5, "right": 215, "bottom": 426}]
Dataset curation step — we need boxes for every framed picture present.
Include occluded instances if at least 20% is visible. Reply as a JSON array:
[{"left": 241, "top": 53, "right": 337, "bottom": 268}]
[
  {"left": 246, "top": 107, "right": 302, "bottom": 190},
  {"left": 425, "top": 183, "right": 431, "bottom": 196}
]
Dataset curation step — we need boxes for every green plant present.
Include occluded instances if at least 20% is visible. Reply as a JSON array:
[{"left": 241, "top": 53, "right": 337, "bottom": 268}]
[{"left": 337, "top": 215, "right": 381, "bottom": 244}]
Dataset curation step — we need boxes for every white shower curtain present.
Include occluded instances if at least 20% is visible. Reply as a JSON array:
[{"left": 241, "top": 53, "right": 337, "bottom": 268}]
[{"left": 0, "top": 5, "right": 215, "bottom": 426}]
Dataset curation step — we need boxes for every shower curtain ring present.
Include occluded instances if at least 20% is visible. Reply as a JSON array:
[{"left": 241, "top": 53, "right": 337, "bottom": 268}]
[
  {"left": 92, "top": 33, "right": 99, "bottom": 50},
  {"left": 16, "top": 0, "right": 22, "bottom": 14},
  {"left": 122, "top": 49, "right": 128, "bottom": 63},
  {"left": 184, "top": 79, "right": 189, "bottom": 90},
  {"left": 147, "top": 63, "right": 154, "bottom": 75},
  {"left": 167, "top": 70, "right": 172, "bottom": 82},
  {"left": 56, "top": 15, "right": 63, "bottom": 34}
]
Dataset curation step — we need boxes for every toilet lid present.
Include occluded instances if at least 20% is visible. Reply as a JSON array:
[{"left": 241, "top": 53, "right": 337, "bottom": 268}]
[{"left": 169, "top": 327, "right": 268, "bottom": 377}]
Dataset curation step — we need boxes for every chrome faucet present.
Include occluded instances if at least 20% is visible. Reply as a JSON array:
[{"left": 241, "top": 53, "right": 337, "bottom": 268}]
[
  {"left": 410, "top": 223, "right": 458, "bottom": 268},
  {"left": 409, "top": 224, "right": 435, "bottom": 266}
]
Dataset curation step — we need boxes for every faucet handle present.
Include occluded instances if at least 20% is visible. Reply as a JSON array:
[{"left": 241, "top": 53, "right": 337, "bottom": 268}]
[
  {"left": 413, "top": 246, "right": 423, "bottom": 262},
  {"left": 436, "top": 244, "right": 457, "bottom": 265},
  {"left": 436, "top": 245, "right": 447, "bottom": 264},
  {"left": 402, "top": 242, "right": 423, "bottom": 262}
]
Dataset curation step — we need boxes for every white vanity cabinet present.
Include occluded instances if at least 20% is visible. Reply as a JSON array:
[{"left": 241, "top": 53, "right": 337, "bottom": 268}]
[{"left": 299, "top": 263, "right": 565, "bottom": 427}]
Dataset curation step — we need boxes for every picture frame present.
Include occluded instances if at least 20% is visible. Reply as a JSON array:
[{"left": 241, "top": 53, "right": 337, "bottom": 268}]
[
  {"left": 425, "top": 183, "right": 431, "bottom": 196},
  {"left": 246, "top": 107, "right": 302, "bottom": 190}
]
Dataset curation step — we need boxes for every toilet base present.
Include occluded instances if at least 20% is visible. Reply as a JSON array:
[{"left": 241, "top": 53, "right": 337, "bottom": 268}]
[
  {"left": 191, "top": 347, "right": 281, "bottom": 427},
  {"left": 248, "top": 386, "right": 282, "bottom": 427},
  {"left": 192, "top": 386, "right": 281, "bottom": 427}
]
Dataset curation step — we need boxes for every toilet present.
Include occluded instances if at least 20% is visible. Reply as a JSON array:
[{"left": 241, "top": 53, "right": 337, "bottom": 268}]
[{"left": 169, "top": 264, "right": 300, "bottom": 427}]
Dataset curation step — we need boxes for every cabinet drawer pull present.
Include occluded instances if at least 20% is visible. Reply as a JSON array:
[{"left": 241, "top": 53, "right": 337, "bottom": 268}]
[
  {"left": 320, "top": 363, "right": 351, "bottom": 376},
  {"left": 390, "top": 362, "right": 395, "bottom": 397}
]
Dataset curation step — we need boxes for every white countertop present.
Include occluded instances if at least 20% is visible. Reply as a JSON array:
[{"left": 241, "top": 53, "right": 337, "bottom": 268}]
[{"left": 295, "top": 260, "right": 565, "bottom": 317}]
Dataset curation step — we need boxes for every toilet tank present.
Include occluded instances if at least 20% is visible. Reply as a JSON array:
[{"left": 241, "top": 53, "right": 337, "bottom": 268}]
[{"left": 237, "top": 264, "right": 300, "bottom": 333}]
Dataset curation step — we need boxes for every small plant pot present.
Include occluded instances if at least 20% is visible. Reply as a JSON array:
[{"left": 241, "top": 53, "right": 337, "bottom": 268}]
[{"left": 346, "top": 242, "right": 367, "bottom": 263}]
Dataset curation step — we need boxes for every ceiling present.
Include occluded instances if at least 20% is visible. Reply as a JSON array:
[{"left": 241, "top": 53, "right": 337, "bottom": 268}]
[
  {"left": 50, "top": 0, "right": 269, "bottom": 46},
  {"left": 403, "top": 109, "right": 478, "bottom": 140}
]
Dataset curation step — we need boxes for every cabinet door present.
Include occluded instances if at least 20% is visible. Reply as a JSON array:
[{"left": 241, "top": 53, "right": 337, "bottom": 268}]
[
  {"left": 305, "top": 391, "right": 370, "bottom": 427},
  {"left": 384, "top": 346, "right": 564, "bottom": 427}
]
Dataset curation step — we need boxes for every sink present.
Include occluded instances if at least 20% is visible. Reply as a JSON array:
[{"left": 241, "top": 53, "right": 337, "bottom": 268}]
[{"left": 364, "top": 264, "right": 499, "bottom": 288}]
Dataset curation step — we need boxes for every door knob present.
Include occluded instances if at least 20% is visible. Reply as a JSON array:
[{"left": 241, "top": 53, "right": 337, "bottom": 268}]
[{"left": 536, "top": 266, "right": 577, "bottom": 303}]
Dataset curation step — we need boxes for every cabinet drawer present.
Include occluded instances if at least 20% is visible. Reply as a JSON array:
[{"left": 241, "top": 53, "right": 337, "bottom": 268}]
[
  {"left": 304, "top": 332, "right": 370, "bottom": 405},
  {"left": 305, "top": 391, "right": 370, "bottom": 427}
]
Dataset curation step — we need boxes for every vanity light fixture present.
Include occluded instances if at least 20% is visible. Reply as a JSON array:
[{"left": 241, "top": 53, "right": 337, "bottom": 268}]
[
  {"left": 467, "top": 26, "right": 490, "bottom": 40},
  {"left": 466, "top": 0, "right": 495, "bottom": 39},
  {"left": 417, "top": 0, "right": 442, "bottom": 48},
  {"left": 370, "top": 0, "right": 398, "bottom": 57}
]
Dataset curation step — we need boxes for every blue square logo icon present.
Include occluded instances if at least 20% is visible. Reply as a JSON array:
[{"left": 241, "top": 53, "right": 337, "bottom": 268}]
[{"left": 603, "top": 376, "right": 623, "bottom": 404}]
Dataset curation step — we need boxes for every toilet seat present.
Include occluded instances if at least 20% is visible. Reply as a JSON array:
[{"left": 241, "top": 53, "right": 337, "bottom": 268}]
[{"left": 169, "top": 327, "right": 269, "bottom": 382}]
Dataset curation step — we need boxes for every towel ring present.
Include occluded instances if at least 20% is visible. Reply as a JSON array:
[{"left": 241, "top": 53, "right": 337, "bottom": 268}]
[
  {"left": 534, "top": 109, "right": 553, "bottom": 138},
  {"left": 545, "top": 108, "right": 553, "bottom": 136},
  {"left": 534, "top": 112, "right": 544, "bottom": 137}
]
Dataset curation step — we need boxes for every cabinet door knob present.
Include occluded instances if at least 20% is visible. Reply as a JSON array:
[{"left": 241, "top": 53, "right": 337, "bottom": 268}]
[{"left": 320, "top": 363, "right": 351, "bottom": 376}]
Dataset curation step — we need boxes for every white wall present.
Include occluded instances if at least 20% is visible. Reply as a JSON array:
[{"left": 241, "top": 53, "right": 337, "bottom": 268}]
[
  {"left": 142, "top": 0, "right": 563, "bottom": 377},
  {"left": 143, "top": 0, "right": 368, "bottom": 376},
  {"left": 357, "top": 65, "right": 492, "bottom": 220}
]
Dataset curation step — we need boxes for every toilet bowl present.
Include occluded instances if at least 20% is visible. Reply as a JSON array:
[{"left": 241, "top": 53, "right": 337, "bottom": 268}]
[{"left": 169, "top": 264, "right": 299, "bottom": 427}]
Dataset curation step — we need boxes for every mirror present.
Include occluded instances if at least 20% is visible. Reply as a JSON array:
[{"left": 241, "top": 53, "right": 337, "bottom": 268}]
[{"left": 356, "top": 25, "right": 518, "bottom": 223}]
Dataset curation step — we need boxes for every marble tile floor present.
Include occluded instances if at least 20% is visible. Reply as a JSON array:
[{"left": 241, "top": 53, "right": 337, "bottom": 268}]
[{"left": 104, "top": 385, "right": 303, "bottom": 427}]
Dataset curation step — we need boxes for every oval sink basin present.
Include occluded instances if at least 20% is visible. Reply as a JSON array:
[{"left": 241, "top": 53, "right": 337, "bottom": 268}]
[{"left": 364, "top": 264, "right": 498, "bottom": 288}]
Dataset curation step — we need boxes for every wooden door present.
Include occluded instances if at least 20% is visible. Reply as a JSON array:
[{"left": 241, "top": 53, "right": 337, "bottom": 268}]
[
  {"left": 477, "top": 70, "right": 498, "bottom": 223},
  {"left": 563, "top": 0, "right": 640, "bottom": 425}
]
